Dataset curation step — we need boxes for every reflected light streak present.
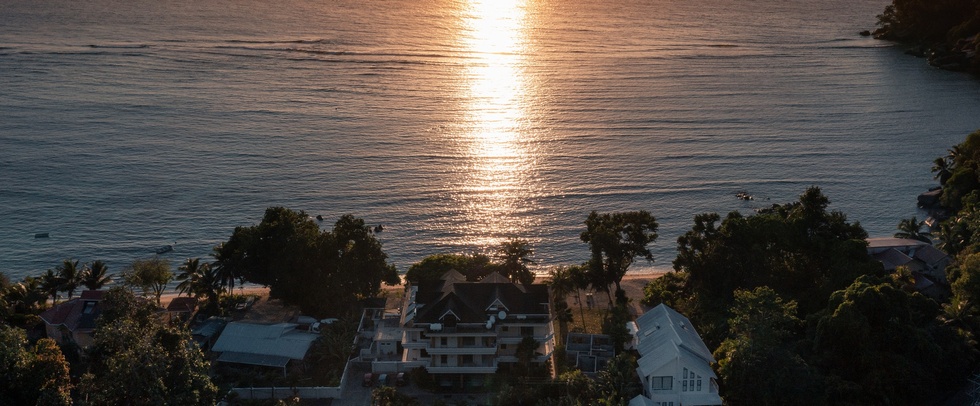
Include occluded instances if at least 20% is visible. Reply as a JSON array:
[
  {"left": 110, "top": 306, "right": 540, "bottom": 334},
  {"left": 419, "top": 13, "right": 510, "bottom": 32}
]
[{"left": 457, "top": 0, "right": 534, "bottom": 247}]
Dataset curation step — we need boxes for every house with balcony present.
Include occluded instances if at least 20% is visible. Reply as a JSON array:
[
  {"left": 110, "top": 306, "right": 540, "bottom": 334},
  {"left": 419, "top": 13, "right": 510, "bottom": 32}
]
[
  {"left": 629, "top": 304, "right": 722, "bottom": 406},
  {"left": 398, "top": 270, "right": 555, "bottom": 388}
]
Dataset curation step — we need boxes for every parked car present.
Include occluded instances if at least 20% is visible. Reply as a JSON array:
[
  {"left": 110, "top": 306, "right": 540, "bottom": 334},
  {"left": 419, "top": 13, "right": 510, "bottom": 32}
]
[
  {"left": 377, "top": 373, "right": 388, "bottom": 387},
  {"left": 310, "top": 318, "right": 339, "bottom": 333},
  {"left": 395, "top": 372, "right": 407, "bottom": 386},
  {"left": 362, "top": 372, "right": 373, "bottom": 387}
]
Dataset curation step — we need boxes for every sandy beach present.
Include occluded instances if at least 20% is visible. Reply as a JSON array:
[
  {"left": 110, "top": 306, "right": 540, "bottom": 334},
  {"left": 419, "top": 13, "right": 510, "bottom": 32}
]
[{"left": 159, "top": 271, "right": 666, "bottom": 323}]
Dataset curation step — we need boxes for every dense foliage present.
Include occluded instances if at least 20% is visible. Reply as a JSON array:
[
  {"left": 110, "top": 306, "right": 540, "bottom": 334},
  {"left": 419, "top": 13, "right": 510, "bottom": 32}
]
[
  {"left": 404, "top": 239, "right": 536, "bottom": 285},
  {"left": 404, "top": 252, "right": 502, "bottom": 283},
  {"left": 650, "top": 187, "right": 881, "bottom": 345},
  {"left": 581, "top": 210, "right": 659, "bottom": 301},
  {"left": 78, "top": 288, "right": 218, "bottom": 406},
  {"left": 121, "top": 257, "right": 173, "bottom": 305},
  {"left": 213, "top": 208, "right": 399, "bottom": 317},
  {"left": 644, "top": 187, "right": 977, "bottom": 404},
  {"left": 875, "top": 0, "right": 980, "bottom": 73},
  {"left": 0, "top": 326, "right": 72, "bottom": 406}
]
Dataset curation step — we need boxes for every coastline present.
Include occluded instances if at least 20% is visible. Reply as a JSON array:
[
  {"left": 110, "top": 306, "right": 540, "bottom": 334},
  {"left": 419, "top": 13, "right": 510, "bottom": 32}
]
[{"left": 158, "top": 271, "right": 666, "bottom": 319}]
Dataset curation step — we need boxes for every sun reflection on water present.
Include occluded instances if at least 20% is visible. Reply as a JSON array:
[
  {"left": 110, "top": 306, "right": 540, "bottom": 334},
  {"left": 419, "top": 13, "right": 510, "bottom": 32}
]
[{"left": 453, "top": 0, "right": 538, "bottom": 248}]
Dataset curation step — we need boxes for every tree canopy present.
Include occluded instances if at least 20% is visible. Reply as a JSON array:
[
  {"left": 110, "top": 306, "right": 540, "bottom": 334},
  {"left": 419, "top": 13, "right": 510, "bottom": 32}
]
[
  {"left": 403, "top": 252, "right": 502, "bottom": 283},
  {"left": 657, "top": 187, "right": 880, "bottom": 344},
  {"left": 79, "top": 287, "right": 218, "bottom": 406},
  {"left": 213, "top": 208, "right": 399, "bottom": 317},
  {"left": 810, "top": 276, "right": 974, "bottom": 405},
  {"left": 0, "top": 325, "right": 72, "bottom": 406},
  {"left": 121, "top": 257, "right": 173, "bottom": 305},
  {"left": 581, "top": 210, "right": 658, "bottom": 299}
]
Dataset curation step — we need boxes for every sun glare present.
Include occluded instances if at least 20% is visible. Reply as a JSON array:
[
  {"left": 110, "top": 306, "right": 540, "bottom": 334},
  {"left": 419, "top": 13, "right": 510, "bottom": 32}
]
[{"left": 455, "top": 0, "right": 535, "bottom": 246}]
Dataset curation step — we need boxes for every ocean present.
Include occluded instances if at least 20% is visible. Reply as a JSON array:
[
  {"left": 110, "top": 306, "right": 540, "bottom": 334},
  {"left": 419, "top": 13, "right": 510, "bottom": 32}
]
[{"left": 2, "top": 0, "right": 980, "bottom": 281}]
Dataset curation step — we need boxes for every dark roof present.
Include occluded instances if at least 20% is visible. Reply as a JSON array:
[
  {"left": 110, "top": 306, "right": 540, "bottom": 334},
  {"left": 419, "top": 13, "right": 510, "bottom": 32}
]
[
  {"left": 414, "top": 272, "right": 549, "bottom": 324},
  {"left": 913, "top": 245, "right": 949, "bottom": 265},
  {"left": 872, "top": 248, "right": 914, "bottom": 271},
  {"left": 167, "top": 297, "right": 199, "bottom": 313},
  {"left": 38, "top": 290, "right": 107, "bottom": 332}
]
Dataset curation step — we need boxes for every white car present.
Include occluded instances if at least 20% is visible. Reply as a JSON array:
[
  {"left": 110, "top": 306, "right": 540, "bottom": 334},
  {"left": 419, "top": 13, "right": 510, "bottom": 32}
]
[{"left": 310, "top": 318, "right": 339, "bottom": 333}]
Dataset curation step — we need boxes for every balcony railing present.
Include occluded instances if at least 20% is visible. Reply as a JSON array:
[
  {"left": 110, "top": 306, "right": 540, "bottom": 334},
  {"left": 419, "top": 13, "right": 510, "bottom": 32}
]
[
  {"left": 425, "top": 346, "right": 498, "bottom": 355},
  {"left": 427, "top": 362, "right": 498, "bottom": 374}
]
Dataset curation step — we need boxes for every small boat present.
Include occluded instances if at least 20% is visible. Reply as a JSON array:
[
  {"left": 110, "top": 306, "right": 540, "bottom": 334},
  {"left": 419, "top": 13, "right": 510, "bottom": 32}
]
[
  {"left": 34, "top": 233, "right": 49, "bottom": 239},
  {"left": 155, "top": 244, "right": 174, "bottom": 254}
]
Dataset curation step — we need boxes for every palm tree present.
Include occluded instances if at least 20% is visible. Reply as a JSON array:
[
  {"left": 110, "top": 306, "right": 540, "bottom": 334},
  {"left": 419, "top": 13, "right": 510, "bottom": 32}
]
[
  {"left": 5, "top": 277, "right": 46, "bottom": 314},
  {"left": 568, "top": 264, "right": 591, "bottom": 331},
  {"left": 548, "top": 267, "right": 576, "bottom": 345},
  {"left": 942, "top": 296, "right": 975, "bottom": 338},
  {"left": 932, "top": 156, "right": 954, "bottom": 185},
  {"left": 177, "top": 258, "right": 225, "bottom": 313},
  {"left": 57, "top": 259, "right": 83, "bottom": 300},
  {"left": 894, "top": 217, "right": 932, "bottom": 243},
  {"left": 497, "top": 239, "right": 536, "bottom": 285},
  {"left": 40, "top": 269, "right": 64, "bottom": 306},
  {"left": 81, "top": 260, "right": 112, "bottom": 290},
  {"left": 176, "top": 258, "right": 205, "bottom": 297},
  {"left": 211, "top": 245, "right": 242, "bottom": 293}
]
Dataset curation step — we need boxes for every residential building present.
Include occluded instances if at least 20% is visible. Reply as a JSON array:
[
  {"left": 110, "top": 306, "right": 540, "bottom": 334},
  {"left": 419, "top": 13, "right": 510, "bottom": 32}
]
[
  {"left": 629, "top": 304, "right": 722, "bottom": 406},
  {"left": 38, "top": 290, "right": 106, "bottom": 347},
  {"left": 211, "top": 322, "right": 319, "bottom": 376},
  {"left": 166, "top": 296, "right": 198, "bottom": 322},
  {"left": 867, "top": 237, "right": 950, "bottom": 297},
  {"left": 398, "top": 271, "right": 555, "bottom": 387}
]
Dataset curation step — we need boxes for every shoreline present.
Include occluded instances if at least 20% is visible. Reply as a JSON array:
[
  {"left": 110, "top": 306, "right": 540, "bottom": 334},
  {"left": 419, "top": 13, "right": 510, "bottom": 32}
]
[{"left": 157, "top": 270, "right": 666, "bottom": 309}]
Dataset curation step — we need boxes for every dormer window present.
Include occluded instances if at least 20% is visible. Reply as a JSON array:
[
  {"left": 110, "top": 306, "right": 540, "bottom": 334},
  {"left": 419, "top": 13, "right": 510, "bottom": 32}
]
[
  {"left": 485, "top": 298, "right": 509, "bottom": 312},
  {"left": 82, "top": 301, "right": 97, "bottom": 314}
]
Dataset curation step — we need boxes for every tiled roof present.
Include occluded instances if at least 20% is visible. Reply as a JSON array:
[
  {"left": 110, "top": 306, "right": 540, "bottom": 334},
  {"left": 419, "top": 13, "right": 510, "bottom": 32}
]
[{"left": 39, "top": 290, "right": 106, "bottom": 332}]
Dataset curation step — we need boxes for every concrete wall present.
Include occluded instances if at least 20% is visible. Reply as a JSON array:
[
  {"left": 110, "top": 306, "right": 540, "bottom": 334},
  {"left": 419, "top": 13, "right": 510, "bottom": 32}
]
[{"left": 228, "top": 386, "right": 342, "bottom": 400}]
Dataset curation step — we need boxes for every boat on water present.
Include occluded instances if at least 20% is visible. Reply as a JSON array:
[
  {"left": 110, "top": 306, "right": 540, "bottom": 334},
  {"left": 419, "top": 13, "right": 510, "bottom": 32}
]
[{"left": 155, "top": 244, "right": 174, "bottom": 254}]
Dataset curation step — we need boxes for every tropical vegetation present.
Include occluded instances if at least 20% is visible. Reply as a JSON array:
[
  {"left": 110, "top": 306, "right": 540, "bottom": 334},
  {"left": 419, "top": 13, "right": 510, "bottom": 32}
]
[
  {"left": 212, "top": 208, "right": 400, "bottom": 317},
  {"left": 874, "top": 0, "right": 980, "bottom": 74}
]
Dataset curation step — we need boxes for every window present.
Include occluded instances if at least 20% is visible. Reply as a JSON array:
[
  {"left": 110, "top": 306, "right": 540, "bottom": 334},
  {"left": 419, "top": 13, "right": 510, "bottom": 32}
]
[
  {"left": 440, "top": 337, "right": 447, "bottom": 346},
  {"left": 440, "top": 355, "right": 447, "bottom": 365},
  {"left": 682, "top": 368, "right": 701, "bottom": 392},
  {"left": 520, "top": 326, "right": 534, "bottom": 337},
  {"left": 460, "top": 355, "right": 473, "bottom": 365},
  {"left": 651, "top": 376, "right": 672, "bottom": 390},
  {"left": 462, "top": 337, "right": 475, "bottom": 347}
]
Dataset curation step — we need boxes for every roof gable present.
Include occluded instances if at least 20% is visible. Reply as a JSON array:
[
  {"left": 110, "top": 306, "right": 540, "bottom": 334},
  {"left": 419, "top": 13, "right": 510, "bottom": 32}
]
[
  {"left": 635, "top": 304, "right": 714, "bottom": 364},
  {"left": 413, "top": 276, "right": 548, "bottom": 324},
  {"left": 39, "top": 290, "right": 107, "bottom": 331}
]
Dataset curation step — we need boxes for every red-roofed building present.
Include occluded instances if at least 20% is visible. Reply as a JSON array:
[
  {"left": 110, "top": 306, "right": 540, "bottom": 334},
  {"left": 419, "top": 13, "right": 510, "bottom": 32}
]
[
  {"left": 38, "top": 290, "right": 107, "bottom": 347},
  {"left": 167, "top": 296, "right": 199, "bottom": 322}
]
